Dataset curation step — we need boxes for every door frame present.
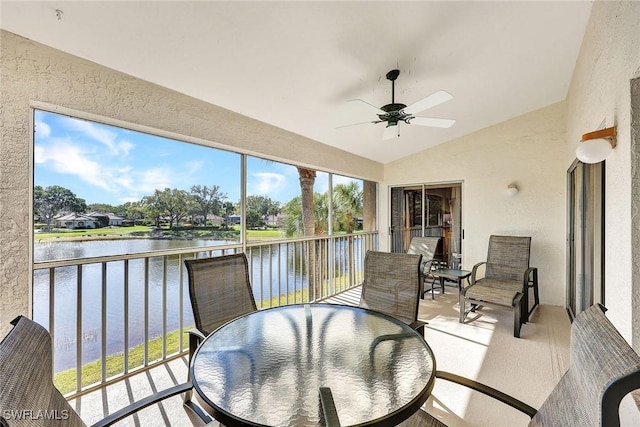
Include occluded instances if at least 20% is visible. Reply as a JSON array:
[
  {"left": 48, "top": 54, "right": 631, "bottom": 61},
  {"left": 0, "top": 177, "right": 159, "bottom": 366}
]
[
  {"left": 388, "top": 181, "right": 463, "bottom": 267},
  {"left": 566, "top": 159, "right": 605, "bottom": 320}
]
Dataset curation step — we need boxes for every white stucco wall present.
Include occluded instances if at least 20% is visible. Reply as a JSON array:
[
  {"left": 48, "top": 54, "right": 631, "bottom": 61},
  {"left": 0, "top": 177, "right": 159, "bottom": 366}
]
[
  {"left": 3, "top": 1, "right": 640, "bottom": 346},
  {"left": 565, "top": 1, "right": 640, "bottom": 344},
  {"left": 382, "top": 102, "right": 568, "bottom": 306},
  {"left": 0, "top": 30, "right": 383, "bottom": 337}
]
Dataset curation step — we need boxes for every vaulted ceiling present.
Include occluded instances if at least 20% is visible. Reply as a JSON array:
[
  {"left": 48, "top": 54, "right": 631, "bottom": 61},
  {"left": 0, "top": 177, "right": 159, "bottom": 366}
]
[{"left": 0, "top": 1, "right": 593, "bottom": 163}]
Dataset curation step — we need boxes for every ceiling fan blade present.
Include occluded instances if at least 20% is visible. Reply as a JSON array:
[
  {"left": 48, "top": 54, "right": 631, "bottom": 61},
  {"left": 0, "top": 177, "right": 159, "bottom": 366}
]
[
  {"left": 347, "top": 99, "right": 386, "bottom": 116},
  {"left": 335, "top": 99, "right": 385, "bottom": 129},
  {"left": 409, "top": 117, "right": 456, "bottom": 128},
  {"left": 382, "top": 124, "right": 399, "bottom": 140},
  {"left": 335, "top": 120, "right": 379, "bottom": 129},
  {"left": 403, "top": 90, "right": 453, "bottom": 115}
]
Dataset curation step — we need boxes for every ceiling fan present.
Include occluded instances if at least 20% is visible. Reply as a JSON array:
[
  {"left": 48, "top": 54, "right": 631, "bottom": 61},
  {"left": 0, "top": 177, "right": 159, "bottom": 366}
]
[{"left": 339, "top": 69, "right": 455, "bottom": 140}]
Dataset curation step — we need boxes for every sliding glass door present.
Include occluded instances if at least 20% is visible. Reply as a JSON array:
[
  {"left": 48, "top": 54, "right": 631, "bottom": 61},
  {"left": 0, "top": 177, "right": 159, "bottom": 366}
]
[
  {"left": 567, "top": 160, "right": 604, "bottom": 319},
  {"left": 389, "top": 183, "right": 462, "bottom": 268}
]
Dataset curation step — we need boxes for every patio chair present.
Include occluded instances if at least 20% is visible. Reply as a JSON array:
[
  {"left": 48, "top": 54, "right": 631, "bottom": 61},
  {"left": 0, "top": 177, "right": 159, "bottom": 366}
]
[
  {"left": 402, "top": 303, "right": 640, "bottom": 427},
  {"left": 359, "top": 250, "right": 425, "bottom": 335},
  {"left": 459, "top": 235, "right": 539, "bottom": 337},
  {"left": 183, "top": 253, "right": 257, "bottom": 403},
  {"left": 0, "top": 315, "right": 193, "bottom": 427},
  {"left": 406, "top": 236, "right": 443, "bottom": 299}
]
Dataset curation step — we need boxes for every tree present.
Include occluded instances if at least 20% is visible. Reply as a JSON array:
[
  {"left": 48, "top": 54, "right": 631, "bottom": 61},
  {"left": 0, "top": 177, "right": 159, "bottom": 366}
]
[
  {"left": 34, "top": 185, "right": 87, "bottom": 230},
  {"left": 266, "top": 201, "right": 281, "bottom": 225},
  {"left": 246, "top": 195, "right": 280, "bottom": 228},
  {"left": 282, "top": 196, "right": 303, "bottom": 237},
  {"left": 333, "top": 182, "right": 363, "bottom": 233},
  {"left": 222, "top": 201, "right": 235, "bottom": 227},
  {"left": 333, "top": 182, "right": 362, "bottom": 286},
  {"left": 122, "top": 201, "right": 145, "bottom": 224},
  {"left": 143, "top": 188, "right": 191, "bottom": 228},
  {"left": 190, "top": 185, "right": 226, "bottom": 226},
  {"left": 297, "top": 168, "right": 316, "bottom": 237},
  {"left": 296, "top": 167, "right": 319, "bottom": 298}
]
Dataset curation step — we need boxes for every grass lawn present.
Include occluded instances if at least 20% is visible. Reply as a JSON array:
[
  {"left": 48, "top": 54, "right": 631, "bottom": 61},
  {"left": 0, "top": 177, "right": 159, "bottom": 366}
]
[
  {"left": 36, "top": 225, "right": 152, "bottom": 240},
  {"left": 35, "top": 225, "right": 288, "bottom": 242},
  {"left": 245, "top": 228, "right": 285, "bottom": 239},
  {"left": 54, "top": 329, "right": 189, "bottom": 395}
]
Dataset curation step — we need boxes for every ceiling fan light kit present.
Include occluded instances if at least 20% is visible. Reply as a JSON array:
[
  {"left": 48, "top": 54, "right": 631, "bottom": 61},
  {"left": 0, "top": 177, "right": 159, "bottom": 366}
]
[{"left": 340, "top": 69, "right": 456, "bottom": 140}]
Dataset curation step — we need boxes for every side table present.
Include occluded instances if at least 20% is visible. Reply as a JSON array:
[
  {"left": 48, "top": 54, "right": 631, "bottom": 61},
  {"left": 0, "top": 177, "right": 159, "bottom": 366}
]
[{"left": 428, "top": 268, "right": 471, "bottom": 296}]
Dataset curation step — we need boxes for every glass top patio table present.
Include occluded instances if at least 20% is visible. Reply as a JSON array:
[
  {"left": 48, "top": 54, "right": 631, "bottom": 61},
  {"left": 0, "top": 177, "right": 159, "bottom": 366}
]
[{"left": 191, "top": 303, "right": 436, "bottom": 427}]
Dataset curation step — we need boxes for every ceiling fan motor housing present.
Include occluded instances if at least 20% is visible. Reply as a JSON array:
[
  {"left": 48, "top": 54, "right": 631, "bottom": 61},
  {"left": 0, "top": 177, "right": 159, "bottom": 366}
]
[{"left": 379, "top": 103, "right": 411, "bottom": 125}]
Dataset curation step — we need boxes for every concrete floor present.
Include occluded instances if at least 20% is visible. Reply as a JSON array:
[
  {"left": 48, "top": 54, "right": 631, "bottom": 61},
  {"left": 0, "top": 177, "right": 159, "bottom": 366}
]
[{"left": 69, "top": 286, "right": 640, "bottom": 426}]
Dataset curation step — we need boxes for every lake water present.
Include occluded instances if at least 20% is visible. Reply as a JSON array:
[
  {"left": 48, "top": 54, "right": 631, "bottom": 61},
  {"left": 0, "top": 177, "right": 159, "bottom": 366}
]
[{"left": 33, "top": 238, "right": 362, "bottom": 372}]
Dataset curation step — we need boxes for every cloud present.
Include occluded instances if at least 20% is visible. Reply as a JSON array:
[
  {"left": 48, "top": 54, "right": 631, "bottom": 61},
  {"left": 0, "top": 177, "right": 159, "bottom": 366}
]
[
  {"left": 118, "top": 140, "right": 134, "bottom": 156},
  {"left": 184, "top": 160, "right": 204, "bottom": 173},
  {"left": 35, "top": 120, "right": 51, "bottom": 138},
  {"left": 64, "top": 117, "right": 120, "bottom": 154},
  {"left": 249, "top": 172, "right": 286, "bottom": 196},
  {"left": 137, "top": 166, "right": 174, "bottom": 193},
  {"left": 35, "top": 139, "right": 112, "bottom": 191}
]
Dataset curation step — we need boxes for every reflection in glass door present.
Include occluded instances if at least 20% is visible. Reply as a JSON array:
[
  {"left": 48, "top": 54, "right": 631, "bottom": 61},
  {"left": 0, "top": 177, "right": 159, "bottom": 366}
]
[{"left": 567, "top": 160, "right": 604, "bottom": 319}]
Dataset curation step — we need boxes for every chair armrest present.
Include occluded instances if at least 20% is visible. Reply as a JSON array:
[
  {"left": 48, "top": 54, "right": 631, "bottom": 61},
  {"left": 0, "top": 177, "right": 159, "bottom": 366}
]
[
  {"left": 188, "top": 328, "right": 206, "bottom": 342},
  {"left": 470, "top": 262, "right": 486, "bottom": 286},
  {"left": 421, "top": 258, "right": 436, "bottom": 275},
  {"left": 90, "top": 382, "right": 193, "bottom": 427},
  {"left": 188, "top": 328, "right": 206, "bottom": 358},
  {"left": 435, "top": 371, "right": 537, "bottom": 418},
  {"left": 319, "top": 387, "right": 341, "bottom": 427},
  {"left": 409, "top": 320, "right": 427, "bottom": 332},
  {"left": 523, "top": 267, "right": 538, "bottom": 289}
]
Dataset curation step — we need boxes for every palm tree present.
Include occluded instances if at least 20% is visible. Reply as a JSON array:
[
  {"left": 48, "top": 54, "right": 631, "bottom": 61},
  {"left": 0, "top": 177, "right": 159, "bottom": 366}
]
[
  {"left": 296, "top": 167, "right": 319, "bottom": 299},
  {"left": 333, "top": 182, "right": 363, "bottom": 233},
  {"left": 282, "top": 193, "right": 329, "bottom": 234},
  {"left": 333, "top": 182, "right": 363, "bottom": 285}
]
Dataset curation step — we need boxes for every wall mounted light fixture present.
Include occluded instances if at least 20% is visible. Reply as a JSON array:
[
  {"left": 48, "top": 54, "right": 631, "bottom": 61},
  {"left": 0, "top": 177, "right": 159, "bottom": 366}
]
[
  {"left": 506, "top": 183, "right": 519, "bottom": 196},
  {"left": 575, "top": 126, "right": 616, "bottom": 164}
]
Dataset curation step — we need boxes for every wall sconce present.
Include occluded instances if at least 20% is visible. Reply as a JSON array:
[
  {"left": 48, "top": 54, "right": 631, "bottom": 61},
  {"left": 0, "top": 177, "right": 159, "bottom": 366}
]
[
  {"left": 575, "top": 126, "right": 616, "bottom": 164},
  {"left": 506, "top": 183, "right": 519, "bottom": 196}
]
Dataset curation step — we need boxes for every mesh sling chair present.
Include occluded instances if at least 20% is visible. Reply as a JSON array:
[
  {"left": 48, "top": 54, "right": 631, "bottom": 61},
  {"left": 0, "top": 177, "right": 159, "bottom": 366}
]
[
  {"left": 183, "top": 253, "right": 257, "bottom": 405},
  {"left": 354, "top": 250, "right": 447, "bottom": 427},
  {"left": 459, "top": 235, "right": 539, "bottom": 337},
  {"left": 0, "top": 316, "right": 192, "bottom": 427},
  {"left": 401, "top": 304, "right": 640, "bottom": 427},
  {"left": 406, "top": 236, "right": 443, "bottom": 299},
  {"left": 359, "top": 250, "right": 426, "bottom": 335}
]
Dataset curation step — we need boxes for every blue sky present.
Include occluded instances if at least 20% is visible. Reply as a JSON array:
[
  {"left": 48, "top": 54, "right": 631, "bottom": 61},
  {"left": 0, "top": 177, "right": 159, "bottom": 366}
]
[{"left": 34, "top": 110, "right": 359, "bottom": 206}]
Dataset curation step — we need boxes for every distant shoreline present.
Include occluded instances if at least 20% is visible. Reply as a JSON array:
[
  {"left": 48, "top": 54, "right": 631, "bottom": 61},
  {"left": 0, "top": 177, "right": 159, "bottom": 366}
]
[{"left": 34, "top": 234, "right": 151, "bottom": 243}]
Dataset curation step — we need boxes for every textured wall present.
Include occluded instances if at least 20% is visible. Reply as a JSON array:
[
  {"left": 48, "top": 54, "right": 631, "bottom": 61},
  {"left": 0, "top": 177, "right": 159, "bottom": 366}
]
[
  {"left": 565, "top": 1, "right": 640, "bottom": 344},
  {"left": 0, "top": 30, "right": 382, "bottom": 337},
  {"left": 631, "top": 77, "right": 640, "bottom": 350},
  {"left": 381, "top": 102, "right": 567, "bottom": 306}
]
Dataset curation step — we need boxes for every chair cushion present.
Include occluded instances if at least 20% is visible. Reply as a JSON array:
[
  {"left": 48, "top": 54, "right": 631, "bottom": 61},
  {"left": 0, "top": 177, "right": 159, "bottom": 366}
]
[{"left": 464, "top": 279, "right": 522, "bottom": 307}]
